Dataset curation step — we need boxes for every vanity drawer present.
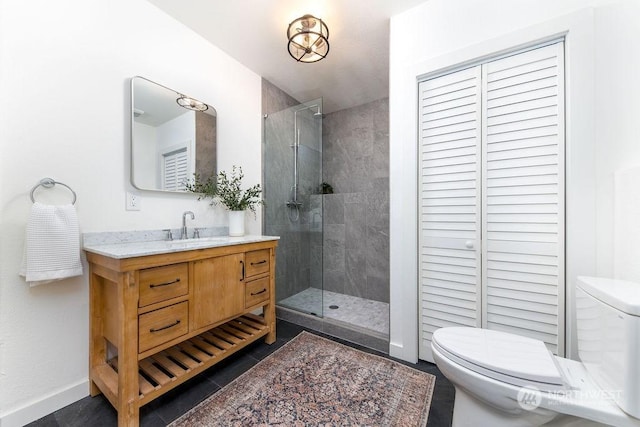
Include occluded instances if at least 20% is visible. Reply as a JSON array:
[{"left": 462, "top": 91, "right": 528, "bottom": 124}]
[
  {"left": 139, "top": 263, "right": 188, "bottom": 307},
  {"left": 245, "top": 249, "right": 270, "bottom": 278},
  {"left": 245, "top": 276, "right": 270, "bottom": 308},
  {"left": 139, "top": 302, "right": 188, "bottom": 353}
]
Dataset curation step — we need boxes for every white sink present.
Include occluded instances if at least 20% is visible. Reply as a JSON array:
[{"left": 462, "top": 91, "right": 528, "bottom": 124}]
[
  {"left": 172, "top": 236, "right": 229, "bottom": 243},
  {"left": 164, "top": 236, "right": 231, "bottom": 247},
  {"left": 83, "top": 234, "right": 279, "bottom": 259}
]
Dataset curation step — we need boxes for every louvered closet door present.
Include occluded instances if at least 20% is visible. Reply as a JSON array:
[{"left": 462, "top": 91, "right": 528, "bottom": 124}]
[
  {"left": 418, "top": 41, "right": 565, "bottom": 362},
  {"left": 418, "top": 66, "right": 483, "bottom": 362},
  {"left": 163, "top": 147, "right": 189, "bottom": 191},
  {"left": 481, "top": 42, "right": 565, "bottom": 355}
]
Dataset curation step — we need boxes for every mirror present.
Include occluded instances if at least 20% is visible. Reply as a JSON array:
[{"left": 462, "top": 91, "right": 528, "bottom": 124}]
[{"left": 131, "top": 76, "right": 217, "bottom": 192}]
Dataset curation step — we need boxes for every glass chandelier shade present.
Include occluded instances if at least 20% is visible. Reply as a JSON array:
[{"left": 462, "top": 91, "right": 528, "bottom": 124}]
[
  {"left": 287, "top": 14, "right": 330, "bottom": 63},
  {"left": 176, "top": 95, "right": 208, "bottom": 112}
]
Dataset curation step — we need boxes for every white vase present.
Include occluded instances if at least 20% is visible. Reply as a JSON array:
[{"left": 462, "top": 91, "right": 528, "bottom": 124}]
[{"left": 228, "top": 210, "right": 246, "bottom": 236}]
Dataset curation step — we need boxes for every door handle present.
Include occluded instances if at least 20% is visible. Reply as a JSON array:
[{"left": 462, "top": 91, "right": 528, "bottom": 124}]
[
  {"left": 465, "top": 240, "right": 474, "bottom": 249},
  {"left": 240, "top": 260, "right": 245, "bottom": 282}
]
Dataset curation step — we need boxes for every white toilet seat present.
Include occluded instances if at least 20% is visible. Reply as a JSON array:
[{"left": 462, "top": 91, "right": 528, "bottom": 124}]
[
  {"left": 432, "top": 327, "right": 567, "bottom": 391},
  {"left": 432, "top": 277, "right": 640, "bottom": 427}
]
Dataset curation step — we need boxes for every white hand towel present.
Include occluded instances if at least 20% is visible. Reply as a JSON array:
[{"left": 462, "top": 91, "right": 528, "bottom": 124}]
[{"left": 19, "top": 202, "right": 83, "bottom": 286}]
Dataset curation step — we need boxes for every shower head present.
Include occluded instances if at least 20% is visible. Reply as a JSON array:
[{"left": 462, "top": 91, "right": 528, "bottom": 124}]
[{"left": 295, "top": 103, "right": 322, "bottom": 116}]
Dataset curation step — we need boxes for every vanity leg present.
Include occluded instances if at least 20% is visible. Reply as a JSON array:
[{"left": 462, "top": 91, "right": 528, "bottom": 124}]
[
  {"left": 265, "top": 249, "right": 277, "bottom": 344},
  {"left": 89, "top": 269, "right": 105, "bottom": 397},
  {"left": 118, "top": 402, "right": 139, "bottom": 427},
  {"left": 117, "top": 272, "right": 140, "bottom": 427},
  {"left": 264, "top": 302, "right": 276, "bottom": 344}
]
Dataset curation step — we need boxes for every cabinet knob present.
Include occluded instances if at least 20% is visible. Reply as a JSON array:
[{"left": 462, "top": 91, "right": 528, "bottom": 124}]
[{"left": 465, "top": 240, "right": 474, "bottom": 249}]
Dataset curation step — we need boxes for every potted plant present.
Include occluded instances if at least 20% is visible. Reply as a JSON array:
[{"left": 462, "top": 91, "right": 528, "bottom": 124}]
[
  {"left": 319, "top": 182, "right": 334, "bottom": 194},
  {"left": 186, "top": 165, "right": 264, "bottom": 236}
]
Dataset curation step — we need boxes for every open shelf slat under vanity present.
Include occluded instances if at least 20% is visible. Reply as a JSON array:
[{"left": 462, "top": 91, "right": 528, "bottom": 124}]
[{"left": 96, "top": 314, "right": 268, "bottom": 406}]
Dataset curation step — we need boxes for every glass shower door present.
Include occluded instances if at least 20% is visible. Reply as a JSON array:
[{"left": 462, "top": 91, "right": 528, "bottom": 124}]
[{"left": 263, "top": 98, "right": 324, "bottom": 317}]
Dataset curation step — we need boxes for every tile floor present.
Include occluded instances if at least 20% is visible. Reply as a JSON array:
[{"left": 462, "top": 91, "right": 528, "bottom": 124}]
[
  {"left": 278, "top": 288, "right": 390, "bottom": 336},
  {"left": 28, "top": 320, "right": 454, "bottom": 427}
]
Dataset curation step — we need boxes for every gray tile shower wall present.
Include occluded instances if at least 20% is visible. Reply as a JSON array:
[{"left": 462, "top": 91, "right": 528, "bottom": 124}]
[
  {"left": 263, "top": 77, "right": 389, "bottom": 305},
  {"left": 262, "top": 78, "right": 299, "bottom": 116},
  {"left": 322, "top": 98, "right": 390, "bottom": 303}
]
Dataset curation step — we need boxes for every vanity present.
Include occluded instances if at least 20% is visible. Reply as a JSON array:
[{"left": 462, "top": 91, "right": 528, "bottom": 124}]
[{"left": 84, "top": 235, "right": 278, "bottom": 427}]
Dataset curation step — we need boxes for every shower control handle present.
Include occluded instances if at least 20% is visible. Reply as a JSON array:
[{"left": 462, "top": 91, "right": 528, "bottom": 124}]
[{"left": 465, "top": 240, "right": 474, "bottom": 249}]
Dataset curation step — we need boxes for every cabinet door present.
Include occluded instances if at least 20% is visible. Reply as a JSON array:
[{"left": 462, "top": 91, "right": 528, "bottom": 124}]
[{"left": 192, "top": 253, "right": 245, "bottom": 330}]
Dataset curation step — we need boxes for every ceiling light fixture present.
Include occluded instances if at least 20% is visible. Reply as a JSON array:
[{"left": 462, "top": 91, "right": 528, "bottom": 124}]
[
  {"left": 287, "top": 14, "right": 329, "bottom": 63},
  {"left": 176, "top": 95, "right": 208, "bottom": 112}
]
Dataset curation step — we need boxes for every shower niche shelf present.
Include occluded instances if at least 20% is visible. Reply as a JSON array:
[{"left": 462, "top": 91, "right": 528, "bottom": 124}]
[{"left": 85, "top": 237, "right": 278, "bottom": 427}]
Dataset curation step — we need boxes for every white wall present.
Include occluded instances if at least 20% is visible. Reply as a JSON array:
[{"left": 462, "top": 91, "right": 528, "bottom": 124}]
[
  {"left": 0, "top": 0, "right": 262, "bottom": 425},
  {"left": 390, "top": 0, "right": 640, "bottom": 362},
  {"left": 594, "top": 1, "right": 640, "bottom": 279}
]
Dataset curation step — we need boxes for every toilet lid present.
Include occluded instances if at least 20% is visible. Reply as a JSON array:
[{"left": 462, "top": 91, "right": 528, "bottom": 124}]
[{"left": 432, "top": 327, "right": 565, "bottom": 388}]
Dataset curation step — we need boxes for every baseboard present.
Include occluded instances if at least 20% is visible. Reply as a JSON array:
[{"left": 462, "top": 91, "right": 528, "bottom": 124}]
[
  {"left": 0, "top": 380, "right": 88, "bottom": 427},
  {"left": 390, "top": 341, "right": 417, "bottom": 363}
]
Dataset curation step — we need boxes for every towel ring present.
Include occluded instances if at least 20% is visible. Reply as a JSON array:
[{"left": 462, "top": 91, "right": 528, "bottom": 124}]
[{"left": 30, "top": 178, "right": 77, "bottom": 205}]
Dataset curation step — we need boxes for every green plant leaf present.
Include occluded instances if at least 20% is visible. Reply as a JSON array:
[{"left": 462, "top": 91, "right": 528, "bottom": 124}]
[{"left": 185, "top": 166, "right": 264, "bottom": 215}]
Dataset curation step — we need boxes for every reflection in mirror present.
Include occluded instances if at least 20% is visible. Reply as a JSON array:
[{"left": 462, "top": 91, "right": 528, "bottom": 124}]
[{"left": 131, "top": 76, "right": 217, "bottom": 192}]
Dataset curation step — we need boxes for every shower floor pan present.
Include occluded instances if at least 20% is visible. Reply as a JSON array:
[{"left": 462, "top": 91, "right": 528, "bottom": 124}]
[{"left": 278, "top": 288, "right": 389, "bottom": 337}]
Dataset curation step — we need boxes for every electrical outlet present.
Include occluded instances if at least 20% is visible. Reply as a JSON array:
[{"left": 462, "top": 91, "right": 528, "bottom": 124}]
[{"left": 126, "top": 192, "right": 140, "bottom": 211}]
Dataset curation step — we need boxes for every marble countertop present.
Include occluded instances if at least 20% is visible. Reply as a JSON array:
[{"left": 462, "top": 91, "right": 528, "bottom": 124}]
[{"left": 83, "top": 235, "right": 279, "bottom": 259}]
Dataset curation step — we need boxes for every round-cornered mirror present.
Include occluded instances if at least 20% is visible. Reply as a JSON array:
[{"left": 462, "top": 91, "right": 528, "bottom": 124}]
[{"left": 131, "top": 76, "right": 217, "bottom": 192}]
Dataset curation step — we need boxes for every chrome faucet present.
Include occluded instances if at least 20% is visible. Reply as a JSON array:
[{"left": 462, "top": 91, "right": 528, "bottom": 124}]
[{"left": 181, "top": 211, "right": 195, "bottom": 239}]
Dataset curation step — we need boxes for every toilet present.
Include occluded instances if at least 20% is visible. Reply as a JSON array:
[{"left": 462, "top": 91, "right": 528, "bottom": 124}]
[{"left": 432, "top": 276, "right": 640, "bottom": 427}]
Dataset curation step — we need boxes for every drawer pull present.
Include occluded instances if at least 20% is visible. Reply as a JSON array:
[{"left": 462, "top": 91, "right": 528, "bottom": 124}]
[
  {"left": 251, "top": 260, "right": 267, "bottom": 266},
  {"left": 150, "top": 319, "right": 181, "bottom": 333},
  {"left": 250, "top": 288, "right": 267, "bottom": 296},
  {"left": 150, "top": 278, "right": 180, "bottom": 288}
]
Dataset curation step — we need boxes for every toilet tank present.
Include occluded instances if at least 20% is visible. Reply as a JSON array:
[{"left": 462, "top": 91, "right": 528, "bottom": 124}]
[{"left": 576, "top": 276, "right": 640, "bottom": 419}]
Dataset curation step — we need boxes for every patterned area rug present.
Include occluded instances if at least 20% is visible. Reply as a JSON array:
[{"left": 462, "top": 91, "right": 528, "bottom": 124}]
[{"left": 169, "top": 331, "right": 435, "bottom": 426}]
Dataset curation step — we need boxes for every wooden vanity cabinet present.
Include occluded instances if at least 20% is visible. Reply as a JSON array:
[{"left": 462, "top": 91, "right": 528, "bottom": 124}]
[{"left": 86, "top": 239, "right": 277, "bottom": 427}]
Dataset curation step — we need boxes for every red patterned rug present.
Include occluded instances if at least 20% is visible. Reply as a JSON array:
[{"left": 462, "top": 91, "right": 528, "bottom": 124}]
[{"left": 169, "top": 331, "right": 435, "bottom": 426}]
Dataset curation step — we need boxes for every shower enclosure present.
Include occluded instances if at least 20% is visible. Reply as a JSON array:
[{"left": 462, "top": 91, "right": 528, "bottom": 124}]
[
  {"left": 264, "top": 96, "right": 389, "bottom": 352},
  {"left": 263, "top": 98, "right": 324, "bottom": 318}
]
